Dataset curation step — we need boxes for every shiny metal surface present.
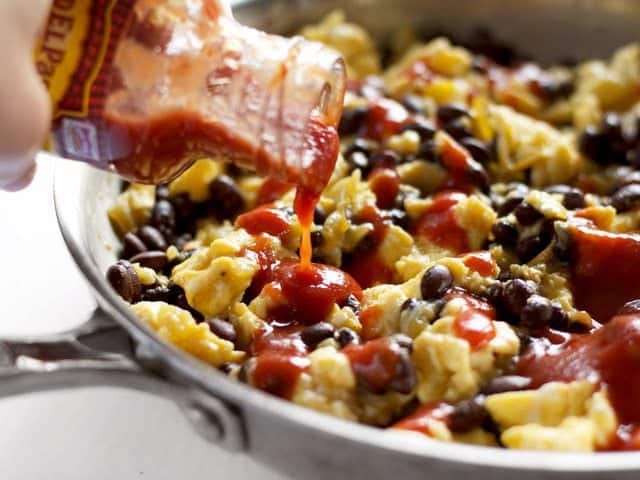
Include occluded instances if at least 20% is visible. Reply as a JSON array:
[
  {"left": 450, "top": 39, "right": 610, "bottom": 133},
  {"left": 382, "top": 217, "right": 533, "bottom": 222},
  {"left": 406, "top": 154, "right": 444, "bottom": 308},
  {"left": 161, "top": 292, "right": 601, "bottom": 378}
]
[{"left": 2, "top": 1, "right": 640, "bottom": 478}]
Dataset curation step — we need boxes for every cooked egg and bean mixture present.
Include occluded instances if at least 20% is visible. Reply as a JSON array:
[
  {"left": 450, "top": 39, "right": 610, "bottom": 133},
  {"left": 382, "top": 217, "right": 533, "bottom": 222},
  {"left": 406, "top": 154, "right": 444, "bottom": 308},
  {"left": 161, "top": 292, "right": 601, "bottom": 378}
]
[{"left": 106, "top": 11, "right": 640, "bottom": 451}]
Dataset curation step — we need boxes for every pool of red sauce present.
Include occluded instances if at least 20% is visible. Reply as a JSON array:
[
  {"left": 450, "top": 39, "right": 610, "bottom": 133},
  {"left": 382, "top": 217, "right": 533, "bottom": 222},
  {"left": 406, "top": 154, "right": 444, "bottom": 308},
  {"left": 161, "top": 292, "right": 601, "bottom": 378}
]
[
  {"left": 413, "top": 191, "right": 469, "bottom": 254},
  {"left": 343, "top": 338, "right": 403, "bottom": 394},
  {"left": 462, "top": 251, "right": 497, "bottom": 277},
  {"left": 516, "top": 313, "right": 640, "bottom": 450},
  {"left": 243, "top": 242, "right": 362, "bottom": 399},
  {"left": 568, "top": 224, "right": 640, "bottom": 322}
]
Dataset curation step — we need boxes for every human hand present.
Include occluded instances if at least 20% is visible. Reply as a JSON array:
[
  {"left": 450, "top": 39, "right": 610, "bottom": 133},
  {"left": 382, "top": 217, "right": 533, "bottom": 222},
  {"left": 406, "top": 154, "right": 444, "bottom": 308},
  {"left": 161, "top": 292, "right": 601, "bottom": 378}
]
[{"left": 0, "top": 0, "right": 51, "bottom": 191}]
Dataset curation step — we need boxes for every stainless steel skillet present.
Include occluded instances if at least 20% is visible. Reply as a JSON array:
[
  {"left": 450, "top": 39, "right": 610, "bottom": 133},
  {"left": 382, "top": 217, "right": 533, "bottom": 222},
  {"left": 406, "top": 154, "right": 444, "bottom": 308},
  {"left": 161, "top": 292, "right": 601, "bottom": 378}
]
[{"left": 2, "top": 1, "right": 640, "bottom": 478}]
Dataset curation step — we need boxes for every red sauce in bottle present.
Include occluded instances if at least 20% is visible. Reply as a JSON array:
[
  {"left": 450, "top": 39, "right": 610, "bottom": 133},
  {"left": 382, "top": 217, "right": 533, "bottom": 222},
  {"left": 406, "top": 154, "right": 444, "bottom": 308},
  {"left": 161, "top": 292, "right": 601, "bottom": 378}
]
[
  {"left": 568, "top": 224, "right": 640, "bottom": 322},
  {"left": 256, "top": 178, "right": 294, "bottom": 206},
  {"left": 343, "top": 338, "right": 402, "bottom": 394},
  {"left": 413, "top": 191, "right": 469, "bottom": 254}
]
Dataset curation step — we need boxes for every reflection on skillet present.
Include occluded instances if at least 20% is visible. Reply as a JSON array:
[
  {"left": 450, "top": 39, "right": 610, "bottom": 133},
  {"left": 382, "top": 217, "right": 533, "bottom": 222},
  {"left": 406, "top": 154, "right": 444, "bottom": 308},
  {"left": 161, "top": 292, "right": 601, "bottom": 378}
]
[{"left": 105, "top": 10, "right": 640, "bottom": 452}]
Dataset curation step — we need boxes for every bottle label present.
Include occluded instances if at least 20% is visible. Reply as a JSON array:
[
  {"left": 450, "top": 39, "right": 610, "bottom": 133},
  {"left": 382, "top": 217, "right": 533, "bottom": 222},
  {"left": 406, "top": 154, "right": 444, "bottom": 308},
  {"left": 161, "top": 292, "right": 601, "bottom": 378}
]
[{"left": 35, "top": 0, "right": 134, "bottom": 165}]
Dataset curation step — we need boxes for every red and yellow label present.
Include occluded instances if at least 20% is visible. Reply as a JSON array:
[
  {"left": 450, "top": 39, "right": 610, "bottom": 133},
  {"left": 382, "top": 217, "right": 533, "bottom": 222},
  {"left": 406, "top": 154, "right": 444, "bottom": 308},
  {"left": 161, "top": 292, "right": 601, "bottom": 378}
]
[{"left": 35, "top": 0, "right": 134, "bottom": 164}]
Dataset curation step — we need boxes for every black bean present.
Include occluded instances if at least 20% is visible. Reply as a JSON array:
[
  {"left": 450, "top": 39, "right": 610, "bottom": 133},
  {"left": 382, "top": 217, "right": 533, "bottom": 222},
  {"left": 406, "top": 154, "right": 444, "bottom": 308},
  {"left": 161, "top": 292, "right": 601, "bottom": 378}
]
[
  {"left": 206, "top": 318, "right": 237, "bottom": 343},
  {"left": 449, "top": 397, "right": 488, "bottom": 433},
  {"left": 481, "top": 375, "right": 532, "bottom": 395},
  {"left": 155, "top": 184, "right": 169, "bottom": 200},
  {"left": 137, "top": 225, "right": 168, "bottom": 251},
  {"left": 402, "top": 94, "right": 425, "bottom": 113},
  {"left": 313, "top": 204, "right": 327, "bottom": 225},
  {"left": 611, "top": 184, "right": 640, "bottom": 212},
  {"left": 400, "top": 117, "right": 436, "bottom": 140},
  {"left": 387, "top": 209, "right": 411, "bottom": 230},
  {"left": 520, "top": 294, "right": 554, "bottom": 329},
  {"left": 602, "top": 112, "right": 624, "bottom": 140},
  {"left": 107, "top": 260, "right": 141, "bottom": 303},
  {"left": 310, "top": 230, "right": 324, "bottom": 249},
  {"left": 170, "top": 194, "right": 197, "bottom": 232},
  {"left": 436, "top": 103, "right": 470, "bottom": 125},
  {"left": 209, "top": 175, "right": 245, "bottom": 219},
  {"left": 497, "top": 195, "right": 525, "bottom": 216},
  {"left": 562, "top": 190, "right": 586, "bottom": 210},
  {"left": 619, "top": 299, "right": 640, "bottom": 315},
  {"left": 417, "top": 139, "right": 438, "bottom": 162},
  {"left": 301, "top": 322, "right": 335, "bottom": 349},
  {"left": 492, "top": 220, "right": 519, "bottom": 247},
  {"left": 579, "top": 126, "right": 608, "bottom": 163},
  {"left": 370, "top": 149, "right": 401, "bottom": 170},
  {"left": 141, "top": 284, "right": 172, "bottom": 302},
  {"left": 466, "top": 163, "right": 490, "bottom": 192},
  {"left": 344, "top": 138, "right": 377, "bottom": 158},
  {"left": 151, "top": 199, "right": 176, "bottom": 236},
  {"left": 627, "top": 145, "right": 640, "bottom": 169},
  {"left": 485, "top": 283, "right": 504, "bottom": 308},
  {"left": 336, "top": 327, "right": 360, "bottom": 348},
  {"left": 391, "top": 333, "right": 413, "bottom": 352},
  {"left": 129, "top": 250, "right": 168, "bottom": 271},
  {"left": 535, "top": 77, "right": 574, "bottom": 101},
  {"left": 444, "top": 118, "right": 473, "bottom": 141},
  {"left": 421, "top": 264, "right": 453, "bottom": 300},
  {"left": 344, "top": 294, "right": 361, "bottom": 313},
  {"left": 219, "top": 362, "right": 235, "bottom": 375},
  {"left": 549, "top": 301, "right": 570, "bottom": 330},
  {"left": 514, "top": 203, "right": 542, "bottom": 226},
  {"left": 553, "top": 223, "right": 572, "bottom": 262},
  {"left": 174, "top": 233, "right": 194, "bottom": 250},
  {"left": 122, "top": 232, "right": 147, "bottom": 259},
  {"left": 347, "top": 151, "right": 370, "bottom": 173},
  {"left": 339, "top": 106, "right": 369, "bottom": 136},
  {"left": 388, "top": 348, "right": 416, "bottom": 394},
  {"left": 400, "top": 298, "right": 418, "bottom": 312},
  {"left": 460, "top": 137, "right": 492, "bottom": 164},
  {"left": 502, "top": 279, "right": 537, "bottom": 316},
  {"left": 516, "top": 233, "right": 545, "bottom": 263}
]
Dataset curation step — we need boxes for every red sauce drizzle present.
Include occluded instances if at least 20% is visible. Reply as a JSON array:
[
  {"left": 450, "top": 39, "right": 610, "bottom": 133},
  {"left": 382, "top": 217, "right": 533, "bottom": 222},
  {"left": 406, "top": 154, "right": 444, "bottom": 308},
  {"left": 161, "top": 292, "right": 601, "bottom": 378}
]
[
  {"left": 516, "top": 314, "right": 640, "bottom": 448},
  {"left": 392, "top": 402, "right": 454, "bottom": 436},
  {"left": 568, "top": 224, "right": 640, "bottom": 322},
  {"left": 413, "top": 191, "right": 469, "bottom": 254},
  {"left": 448, "top": 289, "right": 496, "bottom": 350},
  {"left": 439, "top": 132, "right": 484, "bottom": 193},
  {"left": 343, "top": 338, "right": 402, "bottom": 394}
]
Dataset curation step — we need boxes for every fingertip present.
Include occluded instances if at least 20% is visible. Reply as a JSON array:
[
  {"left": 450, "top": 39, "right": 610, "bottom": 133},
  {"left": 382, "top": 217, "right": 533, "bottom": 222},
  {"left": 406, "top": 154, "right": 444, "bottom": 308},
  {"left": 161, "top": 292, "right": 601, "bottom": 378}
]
[{"left": 0, "top": 155, "right": 37, "bottom": 192}]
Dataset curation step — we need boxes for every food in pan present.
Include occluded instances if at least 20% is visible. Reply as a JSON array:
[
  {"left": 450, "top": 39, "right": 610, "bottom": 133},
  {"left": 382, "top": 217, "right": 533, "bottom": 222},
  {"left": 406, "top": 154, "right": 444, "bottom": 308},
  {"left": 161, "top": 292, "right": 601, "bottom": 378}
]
[{"left": 106, "top": 11, "right": 640, "bottom": 451}]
